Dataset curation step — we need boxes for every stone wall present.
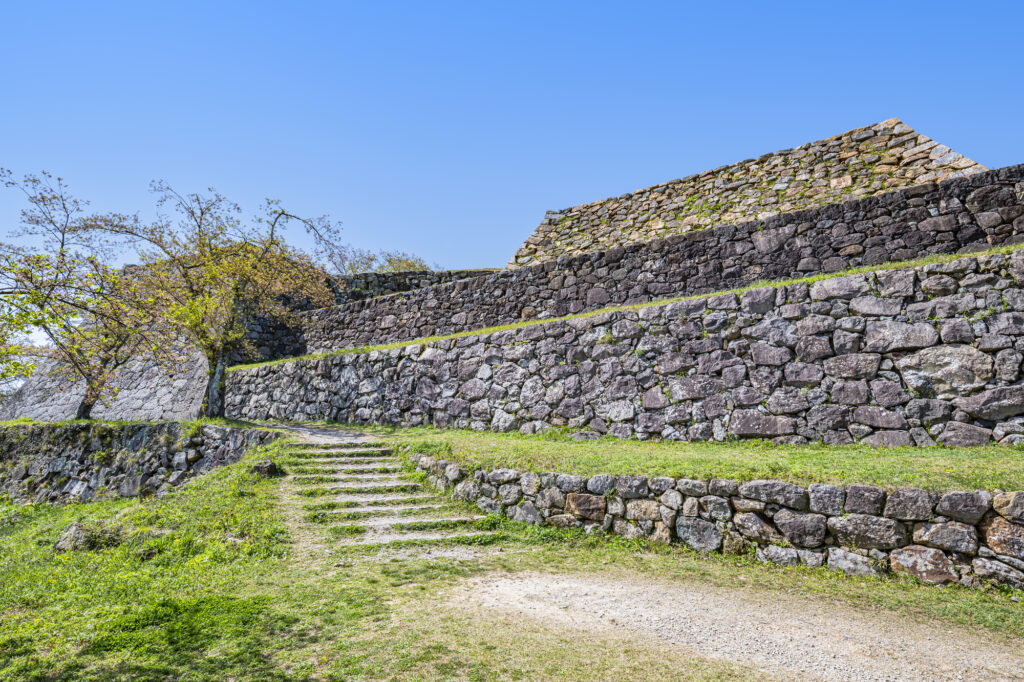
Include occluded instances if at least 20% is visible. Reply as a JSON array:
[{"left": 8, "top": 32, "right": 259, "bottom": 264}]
[
  {"left": 297, "top": 164, "right": 1024, "bottom": 355},
  {"left": 227, "top": 248, "right": 1024, "bottom": 448},
  {"left": 411, "top": 453, "right": 1024, "bottom": 590},
  {"left": 510, "top": 118, "right": 986, "bottom": 267},
  {"left": 330, "top": 268, "right": 496, "bottom": 305},
  {"left": 0, "top": 352, "right": 209, "bottom": 422},
  {"left": 0, "top": 421, "right": 278, "bottom": 504}
]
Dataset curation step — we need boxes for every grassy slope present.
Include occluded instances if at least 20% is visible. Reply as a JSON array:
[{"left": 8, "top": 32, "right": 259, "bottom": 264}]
[
  {"left": 1, "top": 440, "right": 1023, "bottom": 681},
  {"left": 229, "top": 241, "right": 1024, "bottom": 372},
  {"left": 324, "top": 423, "right": 1024, "bottom": 491}
]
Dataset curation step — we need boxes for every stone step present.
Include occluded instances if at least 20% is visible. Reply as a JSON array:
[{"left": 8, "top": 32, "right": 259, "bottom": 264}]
[
  {"left": 282, "top": 457, "right": 400, "bottom": 466},
  {"left": 285, "top": 447, "right": 393, "bottom": 456},
  {"left": 323, "top": 482, "right": 421, "bottom": 493},
  {"left": 306, "top": 494, "right": 438, "bottom": 506},
  {"left": 294, "top": 472, "right": 406, "bottom": 484},
  {"left": 321, "top": 503, "right": 448, "bottom": 516},
  {"left": 336, "top": 530, "right": 499, "bottom": 546},
  {"left": 283, "top": 442, "right": 386, "bottom": 450},
  {"left": 289, "top": 463, "right": 401, "bottom": 474},
  {"left": 348, "top": 515, "right": 485, "bottom": 529}
]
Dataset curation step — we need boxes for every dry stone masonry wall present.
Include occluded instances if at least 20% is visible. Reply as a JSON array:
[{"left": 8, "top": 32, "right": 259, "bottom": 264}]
[
  {"left": 299, "top": 164, "right": 1024, "bottom": 355},
  {"left": 510, "top": 119, "right": 986, "bottom": 267},
  {"left": 330, "top": 268, "right": 496, "bottom": 305},
  {"left": 228, "top": 248, "right": 1024, "bottom": 448},
  {"left": 411, "top": 453, "right": 1024, "bottom": 591},
  {"left": 0, "top": 421, "right": 277, "bottom": 504}
]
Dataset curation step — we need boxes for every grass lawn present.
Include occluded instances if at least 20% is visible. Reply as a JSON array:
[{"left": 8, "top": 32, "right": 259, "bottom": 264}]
[
  {"left": 2, "top": 437, "right": 1023, "bottom": 680},
  {"left": 323, "top": 422, "right": 1024, "bottom": 492}
]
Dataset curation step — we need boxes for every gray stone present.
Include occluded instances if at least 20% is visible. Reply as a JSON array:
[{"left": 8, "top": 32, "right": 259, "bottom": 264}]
[
  {"left": 897, "top": 345, "right": 994, "bottom": 400},
  {"left": 937, "top": 421, "right": 993, "bottom": 447},
  {"left": 488, "top": 468, "right": 520, "bottom": 485},
  {"left": 676, "top": 478, "right": 708, "bottom": 497},
  {"left": 863, "top": 321, "right": 938, "bottom": 352},
  {"left": 737, "top": 479, "right": 809, "bottom": 510},
  {"left": 823, "top": 354, "right": 881, "bottom": 379},
  {"left": 809, "top": 483, "right": 845, "bottom": 515},
  {"left": 498, "top": 483, "right": 523, "bottom": 506},
  {"left": 828, "top": 547, "right": 881, "bottom": 577},
  {"left": 675, "top": 517, "right": 723, "bottom": 552},
  {"left": 890, "top": 545, "right": 958, "bottom": 584},
  {"left": 555, "top": 474, "right": 585, "bottom": 493},
  {"left": 913, "top": 521, "right": 978, "bottom": 555},
  {"left": 936, "top": 490, "right": 992, "bottom": 524},
  {"left": 509, "top": 502, "right": 542, "bottom": 525},
  {"left": 757, "top": 544, "right": 801, "bottom": 566},
  {"left": 587, "top": 474, "right": 615, "bottom": 495},
  {"left": 955, "top": 385, "right": 1024, "bottom": 421},
  {"left": 733, "top": 512, "right": 783, "bottom": 543},
  {"left": 708, "top": 478, "right": 739, "bottom": 497},
  {"left": 883, "top": 488, "right": 933, "bottom": 521},
  {"left": 972, "top": 557, "right": 1024, "bottom": 588},
  {"left": 625, "top": 499, "right": 661, "bottom": 521},
  {"left": 993, "top": 491, "right": 1024, "bottom": 524},
  {"left": 827, "top": 514, "right": 909, "bottom": 550},
  {"left": 728, "top": 410, "right": 796, "bottom": 437},
  {"left": 699, "top": 495, "right": 731, "bottom": 521},
  {"left": 615, "top": 475, "right": 649, "bottom": 499},
  {"left": 660, "top": 489, "right": 683, "bottom": 510},
  {"left": 536, "top": 487, "right": 565, "bottom": 510},
  {"left": 809, "top": 275, "right": 870, "bottom": 300},
  {"left": 773, "top": 509, "right": 827, "bottom": 547},
  {"left": 853, "top": 405, "right": 908, "bottom": 430},
  {"left": 845, "top": 485, "right": 886, "bottom": 514},
  {"left": 53, "top": 523, "right": 92, "bottom": 553}
]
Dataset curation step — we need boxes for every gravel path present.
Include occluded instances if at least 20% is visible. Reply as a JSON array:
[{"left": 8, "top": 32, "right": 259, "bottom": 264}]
[{"left": 453, "top": 572, "right": 1024, "bottom": 681}]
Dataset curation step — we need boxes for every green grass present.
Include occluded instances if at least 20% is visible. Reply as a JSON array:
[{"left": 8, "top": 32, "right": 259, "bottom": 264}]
[
  {"left": 310, "top": 422, "right": 1024, "bottom": 492},
  {"left": 1, "top": 442, "right": 1023, "bottom": 679},
  {"left": 228, "top": 240, "right": 1024, "bottom": 373}
]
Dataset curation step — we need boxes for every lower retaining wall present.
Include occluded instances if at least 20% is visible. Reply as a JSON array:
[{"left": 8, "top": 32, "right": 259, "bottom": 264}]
[
  {"left": 411, "top": 452, "right": 1024, "bottom": 590},
  {"left": 0, "top": 422, "right": 278, "bottom": 504},
  {"left": 228, "top": 248, "right": 1024, "bottom": 447}
]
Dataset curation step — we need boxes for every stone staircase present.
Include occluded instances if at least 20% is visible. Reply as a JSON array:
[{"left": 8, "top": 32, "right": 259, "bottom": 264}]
[{"left": 276, "top": 440, "right": 499, "bottom": 549}]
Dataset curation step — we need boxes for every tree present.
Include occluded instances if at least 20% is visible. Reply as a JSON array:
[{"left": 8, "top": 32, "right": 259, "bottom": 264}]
[
  {"left": 325, "top": 245, "right": 433, "bottom": 275},
  {"left": 85, "top": 182, "right": 343, "bottom": 417},
  {"left": 0, "top": 171, "right": 166, "bottom": 418}
]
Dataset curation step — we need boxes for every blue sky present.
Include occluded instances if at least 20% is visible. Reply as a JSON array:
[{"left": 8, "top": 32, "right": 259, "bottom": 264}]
[{"left": 1, "top": 1, "right": 1021, "bottom": 269}]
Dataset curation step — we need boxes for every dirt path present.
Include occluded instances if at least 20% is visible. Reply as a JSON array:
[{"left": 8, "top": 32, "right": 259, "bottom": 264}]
[{"left": 452, "top": 572, "right": 1024, "bottom": 681}]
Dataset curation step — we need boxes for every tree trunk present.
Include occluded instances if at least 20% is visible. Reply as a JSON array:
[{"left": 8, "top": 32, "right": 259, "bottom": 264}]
[
  {"left": 204, "top": 351, "right": 226, "bottom": 417},
  {"left": 75, "top": 397, "right": 96, "bottom": 420}
]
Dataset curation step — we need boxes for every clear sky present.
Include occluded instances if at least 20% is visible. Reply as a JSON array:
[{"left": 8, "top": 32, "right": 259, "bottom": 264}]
[{"left": 1, "top": 1, "right": 1021, "bottom": 269}]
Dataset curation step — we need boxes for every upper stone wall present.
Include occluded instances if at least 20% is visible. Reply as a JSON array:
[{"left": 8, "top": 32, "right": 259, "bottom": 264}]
[
  {"left": 299, "top": 164, "right": 1024, "bottom": 356},
  {"left": 510, "top": 119, "right": 986, "bottom": 268},
  {"left": 331, "top": 268, "right": 496, "bottom": 305},
  {"left": 225, "top": 248, "right": 1024, "bottom": 449}
]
